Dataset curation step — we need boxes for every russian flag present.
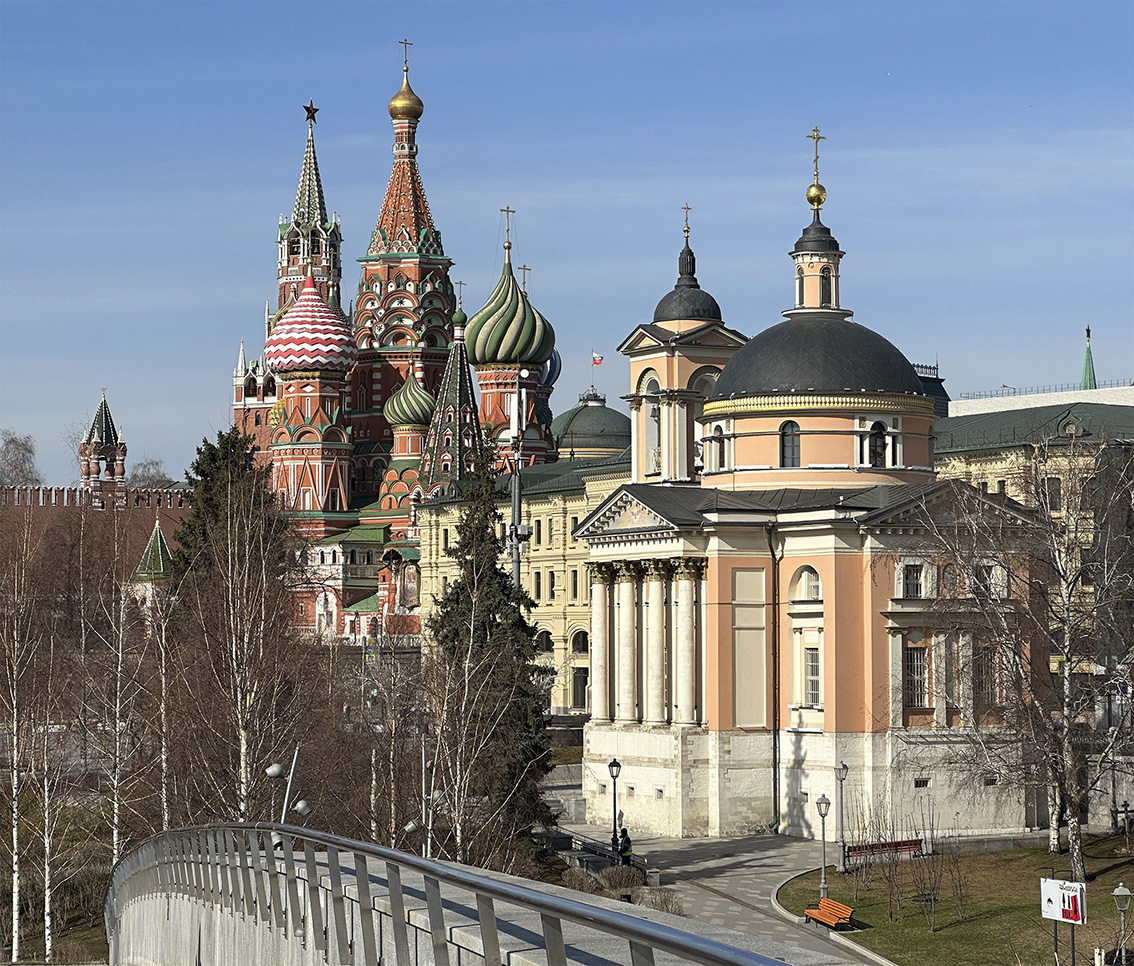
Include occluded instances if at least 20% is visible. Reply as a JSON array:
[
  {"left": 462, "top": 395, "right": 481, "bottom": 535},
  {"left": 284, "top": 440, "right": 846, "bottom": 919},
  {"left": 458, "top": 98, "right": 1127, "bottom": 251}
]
[{"left": 592, "top": 352, "right": 603, "bottom": 366}]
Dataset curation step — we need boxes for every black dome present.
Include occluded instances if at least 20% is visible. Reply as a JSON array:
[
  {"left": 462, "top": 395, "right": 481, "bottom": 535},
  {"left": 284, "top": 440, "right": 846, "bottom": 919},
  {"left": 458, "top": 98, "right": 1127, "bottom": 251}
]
[
  {"left": 710, "top": 317, "right": 925, "bottom": 400},
  {"left": 653, "top": 241, "right": 722, "bottom": 323}
]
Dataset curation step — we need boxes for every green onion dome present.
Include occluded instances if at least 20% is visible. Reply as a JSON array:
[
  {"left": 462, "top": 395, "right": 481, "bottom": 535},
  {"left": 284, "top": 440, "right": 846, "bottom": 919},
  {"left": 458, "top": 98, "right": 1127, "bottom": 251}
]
[
  {"left": 384, "top": 373, "right": 436, "bottom": 428},
  {"left": 465, "top": 246, "right": 555, "bottom": 367}
]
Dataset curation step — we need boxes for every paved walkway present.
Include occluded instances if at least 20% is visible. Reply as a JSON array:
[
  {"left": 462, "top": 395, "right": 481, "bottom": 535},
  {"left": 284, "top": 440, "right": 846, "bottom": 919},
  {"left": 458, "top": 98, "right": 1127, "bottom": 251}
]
[{"left": 561, "top": 821, "right": 875, "bottom": 965}]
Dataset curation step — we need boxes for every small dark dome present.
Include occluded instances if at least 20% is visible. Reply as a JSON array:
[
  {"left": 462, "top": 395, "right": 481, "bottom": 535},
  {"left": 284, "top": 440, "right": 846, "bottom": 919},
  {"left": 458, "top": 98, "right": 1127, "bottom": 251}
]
[
  {"left": 551, "top": 389, "right": 631, "bottom": 454},
  {"left": 793, "top": 210, "right": 841, "bottom": 254},
  {"left": 710, "top": 316, "right": 925, "bottom": 399},
  {"left": 653, "top": 241, "right": 722, "bottom": 323}
]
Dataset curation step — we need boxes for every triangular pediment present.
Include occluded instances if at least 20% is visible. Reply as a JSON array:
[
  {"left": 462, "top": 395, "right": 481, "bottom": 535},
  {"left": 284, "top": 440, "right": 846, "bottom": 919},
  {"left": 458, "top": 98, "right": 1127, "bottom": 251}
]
[
  {"left": 863, "top": 479, "right": 1037, "bottom": 530},
  {"left": 575, "top": 488, "right": 680, "bottom": 540}
]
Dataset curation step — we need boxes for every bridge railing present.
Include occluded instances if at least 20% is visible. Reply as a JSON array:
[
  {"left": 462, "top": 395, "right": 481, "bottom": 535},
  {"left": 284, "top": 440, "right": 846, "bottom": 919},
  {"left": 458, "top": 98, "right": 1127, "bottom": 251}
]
[{"left": 106, "top": 822, "right": 783, "bottom": 966}]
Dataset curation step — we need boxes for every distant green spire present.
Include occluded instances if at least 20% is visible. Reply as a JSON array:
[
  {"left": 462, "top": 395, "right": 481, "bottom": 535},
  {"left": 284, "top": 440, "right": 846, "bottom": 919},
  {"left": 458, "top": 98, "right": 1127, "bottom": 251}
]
[
  {"left": 1081, "top": 326, "right": 1097, "bottom": 390},
  {"left": 136, "top": 518, "right": 174, "bottom": 583}
]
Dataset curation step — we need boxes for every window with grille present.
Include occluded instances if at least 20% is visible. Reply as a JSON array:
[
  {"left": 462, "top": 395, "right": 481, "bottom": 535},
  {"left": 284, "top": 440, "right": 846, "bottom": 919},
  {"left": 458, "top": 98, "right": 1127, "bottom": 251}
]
[
  {"left": 903, "top": 564, "right": 924, "bottom": 599},
  {"left": 974, "top": 647, "right": 998, "bottom": 708},
  {"left": 868, "top": 422, "right": 887, "bottom": 468},
  {"left": 904, "top": 646, "right": 928, "bottom": 708},
  {"left": 804, "top": 647, "right": 821, "bottom": 705}
]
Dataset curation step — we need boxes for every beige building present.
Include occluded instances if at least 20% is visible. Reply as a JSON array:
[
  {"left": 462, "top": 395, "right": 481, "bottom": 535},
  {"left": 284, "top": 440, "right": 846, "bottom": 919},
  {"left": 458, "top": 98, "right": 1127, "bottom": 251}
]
[{"left": 577, "top": 172, "right": 1037, "bottom": 840}]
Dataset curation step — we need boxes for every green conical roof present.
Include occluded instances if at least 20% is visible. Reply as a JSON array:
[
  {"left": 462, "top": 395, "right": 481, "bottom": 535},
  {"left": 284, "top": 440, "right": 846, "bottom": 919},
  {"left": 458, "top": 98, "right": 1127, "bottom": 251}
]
[
  {"left": 293, "top": 122, "right": 328, "bottom": 229},
  {"left": 135, "top": 519, "right": 174, "bottom": 582},
  {"left": 83, "top": 391, "right": 120, "bottom": 447},
  {"left": 1081, "top": 327, "right": 1097, "bottom": 391},
  {"left": 465, "top": 246, "right": 555, "bottom": 367},
  {"left": 384, "top": 372, "right": 436, "bottom": 428}
]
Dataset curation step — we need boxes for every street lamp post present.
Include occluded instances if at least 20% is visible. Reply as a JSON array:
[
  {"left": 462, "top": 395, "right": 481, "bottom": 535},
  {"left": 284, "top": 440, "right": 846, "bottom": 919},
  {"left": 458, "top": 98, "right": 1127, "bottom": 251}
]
[
  {"left": 608, "top": 758, "right": 622, "bottom": 863},
  {"left": 816, "top": 794, "right": 831, "bottom": 900},
  {"left": 834, "top": 761, "right": 849, "bottom": 874},
  {"left": 1115, "top": 882, "right": 1131, "bottom": 966}
]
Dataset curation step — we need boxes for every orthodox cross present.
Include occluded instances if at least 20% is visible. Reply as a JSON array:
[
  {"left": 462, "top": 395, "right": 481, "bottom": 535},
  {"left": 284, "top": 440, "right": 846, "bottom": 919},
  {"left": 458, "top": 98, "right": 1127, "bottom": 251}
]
[
  {"left": 399, "top": 38, "right": 413, "bottom": 66},
  {"left": 519, "top": 264, "right": 531, "bottom": 294},
  {"left": 681, "top": 203, "right": 692, "bottom": 239},
  {"left": 500, "top": 206, "right": 515, "bottom": 244},
  {"left": 454, "top": 280, "right": 466, "bottom": 307},
  {"left": 304, "top": 99, "right": 319, "bottom": 124},
  {"left": 808, "top": 126, "right": 826, "bottom": 184}
]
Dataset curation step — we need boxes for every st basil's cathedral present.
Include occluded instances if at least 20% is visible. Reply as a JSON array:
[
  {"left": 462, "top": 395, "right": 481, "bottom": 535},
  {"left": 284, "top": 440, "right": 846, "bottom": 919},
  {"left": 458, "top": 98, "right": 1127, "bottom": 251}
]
[{"left": 232, "top": 62, "right": 587, "bottom": 639}]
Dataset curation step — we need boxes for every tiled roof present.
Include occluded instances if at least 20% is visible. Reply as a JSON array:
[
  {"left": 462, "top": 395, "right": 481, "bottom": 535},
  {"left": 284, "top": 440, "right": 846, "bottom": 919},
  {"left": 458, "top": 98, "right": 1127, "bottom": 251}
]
[
  {"left": 292, "top": 123, "right": 328, "bottom": 228},
  {"left": 83, "top": 392, "right": 120, "bottom": 447}
]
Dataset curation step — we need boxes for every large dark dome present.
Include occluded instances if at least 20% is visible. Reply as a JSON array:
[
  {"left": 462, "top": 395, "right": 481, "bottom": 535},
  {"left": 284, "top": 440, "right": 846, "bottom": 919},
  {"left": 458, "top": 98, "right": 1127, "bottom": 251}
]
[
  {"left": 653, "top": 240, "right": 722, "bottom": 324},
  {"left": 710, "top": 316, "right": 925, "bottom": 400}
]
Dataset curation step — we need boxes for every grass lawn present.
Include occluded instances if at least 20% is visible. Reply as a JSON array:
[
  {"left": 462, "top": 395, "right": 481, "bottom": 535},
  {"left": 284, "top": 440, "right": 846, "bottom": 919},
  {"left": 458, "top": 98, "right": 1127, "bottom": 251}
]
[{"left": 777, "top": 834, "right": 1134, "bottom": 966}]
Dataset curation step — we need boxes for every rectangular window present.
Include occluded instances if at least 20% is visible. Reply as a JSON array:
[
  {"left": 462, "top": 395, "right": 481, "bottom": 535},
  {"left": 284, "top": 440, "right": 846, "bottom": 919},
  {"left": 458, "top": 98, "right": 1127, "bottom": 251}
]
[
  {"left": 903, "top": 646, "right": 928, "bottom": 708},
  {"left": 548, "top": 571, "right": 556, "bottom": 600},
  {"left": 535, "top": 519, "right": 542, "bottom": 546},
  {"left": 572, "top": 668, "right": 588, "bottom": 709},
  {"left": 974, "top": 647, "right": 998, "bottom": 708},
  {"left": 903, "top": 564, "right": 924, "bottom": 599},
  {"left": 1043, "top": 476, "right": 1063, "bottom": 512},
  {"left": 570, "top": 516, "right": 578, "bottom": 541},
  {"left": 534, "top": 571, "right": 542, "bottom": 599},
  {"left": 442, "top": 529, "right": 449, "bottom": 550},
  {"left": 804, "top": 647, "right": 820, "bottom": 706},
  {"left": 571, "top": 568, "right": 579, "bottom": 600},
  {"left": 973, "top": 565, "right": 994, "bottom": 599},
  {"left": 914, "top": 777, "right": 930, "bottom": 789}
]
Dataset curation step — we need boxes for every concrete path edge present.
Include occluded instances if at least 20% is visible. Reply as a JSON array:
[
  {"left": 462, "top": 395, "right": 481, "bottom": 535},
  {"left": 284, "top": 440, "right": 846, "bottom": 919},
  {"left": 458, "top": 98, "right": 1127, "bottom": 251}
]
[{"left": 769, "top": 868, "right": 902, "bottom": 966}]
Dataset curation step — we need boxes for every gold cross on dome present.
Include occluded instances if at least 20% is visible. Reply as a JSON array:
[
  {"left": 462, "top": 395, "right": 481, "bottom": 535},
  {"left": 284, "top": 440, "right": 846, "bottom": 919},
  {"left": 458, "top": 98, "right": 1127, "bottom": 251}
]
[
  {"left": 500, "top": 206, "right": 515, "bottom": 243},
  {"left": 681, "top": 203, "right": 692, "bottom": 238},
  {"left": 808, "top": 126, "right": 826, "bottom": 184},
  {"left": 399, "top": 38, "right": 413, "bottom": 66},
  {"left": 519, "top": 264, "right": 531, "bottom": 294}
]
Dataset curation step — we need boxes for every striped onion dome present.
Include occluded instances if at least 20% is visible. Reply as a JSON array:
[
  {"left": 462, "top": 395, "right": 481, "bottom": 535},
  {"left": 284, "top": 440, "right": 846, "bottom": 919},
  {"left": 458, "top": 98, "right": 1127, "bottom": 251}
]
[
  {"left": 465, "top": 246, "right": 555, "bottom": 367},
  {"left": 264, "top": 276, "right": 358, "bottom": 374},
  {"left": 538, "top": 348, "right": 562, "bottom": 387},
  {"left": 384, "top": 372, "right": 435, "bottom": 427}
]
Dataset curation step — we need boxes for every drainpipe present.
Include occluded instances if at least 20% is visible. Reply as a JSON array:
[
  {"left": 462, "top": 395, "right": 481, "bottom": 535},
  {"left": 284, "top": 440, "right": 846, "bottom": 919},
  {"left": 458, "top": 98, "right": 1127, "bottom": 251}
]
[{"left": 765, "top": 521, "right": 783, "bottom": 831}]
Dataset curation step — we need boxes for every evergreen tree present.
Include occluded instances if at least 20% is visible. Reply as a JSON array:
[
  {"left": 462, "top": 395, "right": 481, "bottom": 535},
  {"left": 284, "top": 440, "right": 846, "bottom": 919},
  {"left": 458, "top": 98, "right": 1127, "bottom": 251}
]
[
  {"left": 172, "top": 428, "right": 274, "bottom": 580},
  {"left": 424, "top": 449, "right": 553, "bottom": 869}
]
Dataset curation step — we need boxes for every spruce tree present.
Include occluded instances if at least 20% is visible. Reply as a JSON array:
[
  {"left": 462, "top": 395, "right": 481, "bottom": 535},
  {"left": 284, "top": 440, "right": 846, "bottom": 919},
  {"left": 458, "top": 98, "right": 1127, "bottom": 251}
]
[{"left": 424, "top": 448, "right": 553, "bottom": 868}]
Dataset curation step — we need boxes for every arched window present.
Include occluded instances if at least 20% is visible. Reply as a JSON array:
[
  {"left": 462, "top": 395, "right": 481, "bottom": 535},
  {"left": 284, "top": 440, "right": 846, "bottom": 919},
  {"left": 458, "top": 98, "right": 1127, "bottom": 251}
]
[
  {"left": 536, "top": 630, "right": 554, "bottom": 653},
  {"left": 711, "top": 425, "right": 726, "bottom": 472},
  {"left": 780, "top": 421, "right": 801, "bottom": 468},
  {"left": 244, "top": 377, "right": 257, "bottom": 397},
  {"left": 793, "top": 566, "right": 821, "bottom": 601},
  {"left": 868, "top": 421, "right": 887, "bottom": 468},
  {"left": 264, "top": 376, "right": 276, "bottom": 396},
  {"left": 645, "top": 377, "right": 661, "bottom": 475},
  {"left": 820, "top": 267, "right": 833, "bottom": 308},
  {"left": 288, "top": 233, "right": 300, "bottom": 257},
  {"left": 310, "top": 234, "right": 321, "bottom": 255},
  {"left": 796, "top": 268, "right": 805, "bottom": 307},
  {"left": 571, "top": 630, "right": 589, "bottom": 654}
]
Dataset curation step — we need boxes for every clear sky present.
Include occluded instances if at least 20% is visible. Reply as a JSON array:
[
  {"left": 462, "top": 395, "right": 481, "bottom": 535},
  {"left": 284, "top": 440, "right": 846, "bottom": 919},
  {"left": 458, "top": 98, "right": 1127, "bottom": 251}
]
[{"left": 2, "top": 0, "right": 1131, "bottom": 484}]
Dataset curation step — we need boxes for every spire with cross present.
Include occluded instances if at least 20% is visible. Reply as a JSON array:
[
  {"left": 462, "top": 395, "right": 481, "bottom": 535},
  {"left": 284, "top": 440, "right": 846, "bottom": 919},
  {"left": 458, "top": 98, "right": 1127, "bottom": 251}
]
[
  {"left": 455, "top": 279, "right": 466, "bottom": 308},
  {"left": 399, "top": 38, "right": 412, "bottom": 67},
  {"left": 682, "top": 203, "right": 692, "bottom": 240},
  {"left": 500, "top": 206, "right": 515, "bottom": 254}
]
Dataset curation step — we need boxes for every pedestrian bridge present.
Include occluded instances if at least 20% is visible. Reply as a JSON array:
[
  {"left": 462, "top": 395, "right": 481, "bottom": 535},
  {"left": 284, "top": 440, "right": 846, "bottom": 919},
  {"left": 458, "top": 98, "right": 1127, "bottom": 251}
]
[{"left": 104, "top": 823, "right": 789, "bottom": 966}]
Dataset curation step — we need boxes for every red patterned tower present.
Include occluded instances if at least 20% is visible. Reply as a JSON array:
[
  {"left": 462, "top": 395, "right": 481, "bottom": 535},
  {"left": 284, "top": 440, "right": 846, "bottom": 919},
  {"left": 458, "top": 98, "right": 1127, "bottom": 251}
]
[
  {"left": 264, "top": 276, "right": 359, "bottom": 538},
  {"left": 350, "top": 56, "right": 455, "bottom": 498},
  {"left": 78, "top": 390, "right": 128, "bottom": 505}
]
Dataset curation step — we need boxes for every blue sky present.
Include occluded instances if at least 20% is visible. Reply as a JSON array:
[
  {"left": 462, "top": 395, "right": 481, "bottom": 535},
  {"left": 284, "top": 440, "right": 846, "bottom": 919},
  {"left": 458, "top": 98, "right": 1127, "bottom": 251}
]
[{"left": 2, "top": 0, "right": 1131, "bottom": 484}]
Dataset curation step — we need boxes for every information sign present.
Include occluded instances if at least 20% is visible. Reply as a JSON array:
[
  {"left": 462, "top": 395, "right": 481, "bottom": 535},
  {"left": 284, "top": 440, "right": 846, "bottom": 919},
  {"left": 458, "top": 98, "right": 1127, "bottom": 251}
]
[{"left": 1040, "top": 877, "right": 1087, "bottom": 925}]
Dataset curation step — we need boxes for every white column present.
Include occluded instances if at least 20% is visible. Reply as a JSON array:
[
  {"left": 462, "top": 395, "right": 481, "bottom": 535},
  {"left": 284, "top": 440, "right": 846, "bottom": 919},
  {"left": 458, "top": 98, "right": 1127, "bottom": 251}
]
[
  {"left": 675, "top": 559, "right": 697, "bottom": 725},
  {"left": 589, "top": 565, "right": 610, "bottom": 721},
  {"left": 645, "top": 561, "right": 666, "bottom": 725},
  {"left": 674, "top": 399, "right": 689, "bottom": 479},
  {"left": 889, "top": 629, "right": 905, "bottom": 728},
  {"left": 932, "top": 631, "right": 947, "bottom": 728},
  {"left": 616, "top": 564, "right": 638, "bottom": 723},
  {"left": 660, "top": 400, "right": 672, "bottom": 480},
  {"left": 629, "top": 400, "right": 642, "bottom": 482}
]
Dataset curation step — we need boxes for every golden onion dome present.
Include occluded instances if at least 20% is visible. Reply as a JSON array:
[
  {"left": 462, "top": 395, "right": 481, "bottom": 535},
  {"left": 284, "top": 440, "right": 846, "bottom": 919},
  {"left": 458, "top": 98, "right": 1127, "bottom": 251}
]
[
  {"left": 806, "top": 182, "right": 827, "bottom": 209},
  {"left": 388, "top": 65, "right": 424, "bottom": 120}
]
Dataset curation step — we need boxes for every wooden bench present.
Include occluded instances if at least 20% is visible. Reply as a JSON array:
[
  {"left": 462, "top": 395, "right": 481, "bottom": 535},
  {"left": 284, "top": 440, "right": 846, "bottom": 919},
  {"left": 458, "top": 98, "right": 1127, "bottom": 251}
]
[
  {"left": 844, "top": 838, "right": 922, "bottom": 859},
  {"left": 804, "top": 897, "right": 854, "bottom": 929}
]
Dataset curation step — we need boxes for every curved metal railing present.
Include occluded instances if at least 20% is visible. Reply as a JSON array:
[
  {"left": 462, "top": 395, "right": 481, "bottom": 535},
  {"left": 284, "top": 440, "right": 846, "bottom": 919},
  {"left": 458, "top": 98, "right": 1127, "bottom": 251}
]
[{"left": 106, "top": 822, "right": 786, "bottom": 966}]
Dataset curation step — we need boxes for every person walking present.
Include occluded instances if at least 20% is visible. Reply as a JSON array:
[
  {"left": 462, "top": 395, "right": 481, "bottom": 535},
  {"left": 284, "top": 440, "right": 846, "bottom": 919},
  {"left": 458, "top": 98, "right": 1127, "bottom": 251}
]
[{"left": 618, "top": 828, "right": 633, "bottom": 867}]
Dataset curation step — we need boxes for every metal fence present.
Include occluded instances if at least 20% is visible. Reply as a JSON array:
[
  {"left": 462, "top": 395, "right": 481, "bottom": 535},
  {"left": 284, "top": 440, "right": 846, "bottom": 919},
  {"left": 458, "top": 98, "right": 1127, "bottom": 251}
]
[{"left": 106, "top": 822, "right": 785, "bottom": 966}]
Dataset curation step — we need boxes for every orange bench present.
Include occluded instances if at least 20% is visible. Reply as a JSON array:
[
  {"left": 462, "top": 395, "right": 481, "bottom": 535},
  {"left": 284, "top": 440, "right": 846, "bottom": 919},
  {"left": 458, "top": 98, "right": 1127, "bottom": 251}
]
[{"left": 804, "top": 897, "right": 854, "bottom": 929}]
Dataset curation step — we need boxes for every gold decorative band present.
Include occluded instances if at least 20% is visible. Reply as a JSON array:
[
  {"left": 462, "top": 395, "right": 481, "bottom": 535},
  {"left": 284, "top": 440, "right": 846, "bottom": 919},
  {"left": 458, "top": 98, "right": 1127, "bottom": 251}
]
[{"left": 702, "top": 392, "right": 936, "bottom": 418}]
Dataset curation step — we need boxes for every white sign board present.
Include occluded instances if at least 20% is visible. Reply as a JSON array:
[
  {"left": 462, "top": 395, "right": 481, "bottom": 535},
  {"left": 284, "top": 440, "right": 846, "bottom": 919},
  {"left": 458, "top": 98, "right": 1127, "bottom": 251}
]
[{"left": 1041, "top": 877, "right": 1087, "bottom": 924}]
